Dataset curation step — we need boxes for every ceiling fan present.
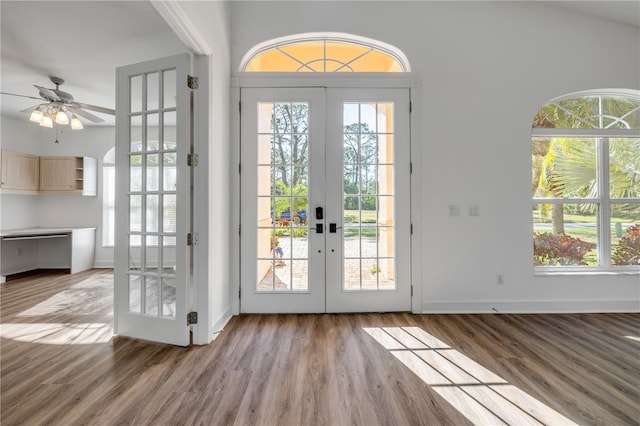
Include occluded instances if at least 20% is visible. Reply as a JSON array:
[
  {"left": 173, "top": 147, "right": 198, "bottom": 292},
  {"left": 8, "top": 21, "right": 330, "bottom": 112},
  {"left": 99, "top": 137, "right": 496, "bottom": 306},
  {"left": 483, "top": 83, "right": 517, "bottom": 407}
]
[{"left": 1, "top": 76, "right": 115, "bottom": 129}]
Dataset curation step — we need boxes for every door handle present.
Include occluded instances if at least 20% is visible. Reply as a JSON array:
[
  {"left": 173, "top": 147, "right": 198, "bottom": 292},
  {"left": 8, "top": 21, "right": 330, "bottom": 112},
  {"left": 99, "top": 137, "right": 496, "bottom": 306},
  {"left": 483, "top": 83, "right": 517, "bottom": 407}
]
[
  {"left": 315, "top": 207, "right": 323, "bottom": 220},
  {"left": 315, "top": 223, "right": 323, "bottom": 233}
]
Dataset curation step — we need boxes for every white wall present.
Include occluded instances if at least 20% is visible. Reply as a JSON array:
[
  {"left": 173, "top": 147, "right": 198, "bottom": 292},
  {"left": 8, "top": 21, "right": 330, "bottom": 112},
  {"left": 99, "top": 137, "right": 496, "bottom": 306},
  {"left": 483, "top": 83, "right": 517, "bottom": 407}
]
[
  {"left": 0, "top": 115, "right": 115, "bottom": 267},
  {"left": 161, "top": 0, "right": 233, "bottom": 341},
  {"left": 229, "top": 1, "right": 640, "bottom": 312}
]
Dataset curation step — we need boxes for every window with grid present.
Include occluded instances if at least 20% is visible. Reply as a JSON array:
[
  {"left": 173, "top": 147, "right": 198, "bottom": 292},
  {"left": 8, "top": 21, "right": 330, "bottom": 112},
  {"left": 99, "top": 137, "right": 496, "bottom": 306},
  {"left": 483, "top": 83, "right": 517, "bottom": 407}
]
[
  {"left": 531, "top": 90, "right": 640, "bottom": 271},
  {"left": 241, "top": 33, "right": 410, "bottom": 73}
]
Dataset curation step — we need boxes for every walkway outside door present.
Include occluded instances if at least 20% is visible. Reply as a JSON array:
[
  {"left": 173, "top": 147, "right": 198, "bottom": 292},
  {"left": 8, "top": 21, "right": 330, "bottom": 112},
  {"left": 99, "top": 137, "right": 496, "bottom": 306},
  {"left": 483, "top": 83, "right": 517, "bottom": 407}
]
[{"left": 240, "top": 87, "right": 411, "bottom": 313}]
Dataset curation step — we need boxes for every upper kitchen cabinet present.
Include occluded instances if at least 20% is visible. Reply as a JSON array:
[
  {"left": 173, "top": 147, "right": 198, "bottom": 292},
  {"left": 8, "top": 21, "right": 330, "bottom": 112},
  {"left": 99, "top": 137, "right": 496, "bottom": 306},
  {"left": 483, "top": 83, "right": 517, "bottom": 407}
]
[
  {"left": 0, "top": 150, "right": 40, "bottom": 194},
  {"left": 39, "top": 156, "right": 97, "bottom": 196}
]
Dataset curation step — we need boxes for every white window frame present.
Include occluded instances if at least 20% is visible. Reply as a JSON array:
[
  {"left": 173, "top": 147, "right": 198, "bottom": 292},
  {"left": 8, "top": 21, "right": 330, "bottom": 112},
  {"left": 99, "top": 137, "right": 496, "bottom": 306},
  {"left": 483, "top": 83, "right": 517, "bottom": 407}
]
[{"left": 532, "top": 127, "right": 640, "bottom": 274}]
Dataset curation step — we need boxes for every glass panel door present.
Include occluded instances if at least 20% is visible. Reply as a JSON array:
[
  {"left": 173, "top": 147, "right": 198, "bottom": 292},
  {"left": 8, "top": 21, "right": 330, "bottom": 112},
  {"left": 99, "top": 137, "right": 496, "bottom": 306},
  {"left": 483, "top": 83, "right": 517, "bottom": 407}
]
[
  {"left": 326, "top": 88, "right": 411, "bottom": 312},
  {"left": 240, "top": 88, "right": 326, "bottom": 313},
  {"left": 115, "top": 54, "right": 190, "bottom": 345},
  {"left": 240, "top": 87, "right": 410, "bottom": 313}
]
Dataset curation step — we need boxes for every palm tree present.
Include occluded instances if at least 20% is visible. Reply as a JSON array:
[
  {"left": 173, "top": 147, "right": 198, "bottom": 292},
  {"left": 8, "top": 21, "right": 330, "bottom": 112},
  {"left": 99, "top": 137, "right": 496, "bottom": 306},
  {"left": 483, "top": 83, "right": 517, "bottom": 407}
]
[{"left": 532, "top": 96, "right": 640, "bottom": 234}]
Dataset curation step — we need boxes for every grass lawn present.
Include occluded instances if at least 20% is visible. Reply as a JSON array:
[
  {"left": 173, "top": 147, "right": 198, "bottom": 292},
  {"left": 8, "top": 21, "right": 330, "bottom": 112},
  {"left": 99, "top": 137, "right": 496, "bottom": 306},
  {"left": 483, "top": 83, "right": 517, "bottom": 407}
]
[{"left": 344, "top": 209, "right": 377, "bottom": 223}]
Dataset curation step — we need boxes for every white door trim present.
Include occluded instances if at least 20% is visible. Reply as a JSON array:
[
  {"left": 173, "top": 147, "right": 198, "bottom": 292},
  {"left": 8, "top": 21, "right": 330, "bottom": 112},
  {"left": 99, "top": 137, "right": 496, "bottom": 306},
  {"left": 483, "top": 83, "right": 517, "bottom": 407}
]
[{"left": 234, "top": 78, "right": 422, "bottom": 313}]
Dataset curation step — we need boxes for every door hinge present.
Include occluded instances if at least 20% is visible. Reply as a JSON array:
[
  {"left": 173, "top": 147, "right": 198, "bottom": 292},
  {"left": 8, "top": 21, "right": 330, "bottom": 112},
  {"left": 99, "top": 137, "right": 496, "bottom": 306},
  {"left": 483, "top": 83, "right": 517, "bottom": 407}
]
[
  {"left": 238, "top": 163, "right": 241, "bottom": 174},
  {"left": 411, "top": 285, "right": 414, "bottom": 297},
  {"left": 187, "top": 232, "right": 198, "bottom": 246},
  {"left": 411, "top": 223, "right": 413, "bottom": 235},
  {"left": 239, "top": 101, "right": 241, "bottom": 113},
  {"left": 238, "top": 225, "right": 241, "bottom": 236},
  {"left": 187, "top": 311, "right": 198, "bottom": 325},
  {"left": 410, "top": 162, "right": 413, "bottom": 173},
  {"left": 187, "top": 153, "right": 199, "bottom": 167},
  {"left": 410, "top": 101, "right": 412, "bottom": 113},
  {"left": 187, "top": 75, "right": 199, "bottom": 90}
]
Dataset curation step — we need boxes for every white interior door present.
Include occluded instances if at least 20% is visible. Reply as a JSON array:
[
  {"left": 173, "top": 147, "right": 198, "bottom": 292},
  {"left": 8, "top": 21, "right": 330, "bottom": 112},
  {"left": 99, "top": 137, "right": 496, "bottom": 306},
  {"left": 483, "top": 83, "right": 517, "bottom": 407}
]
[
  {"left": 114, "top": 54, "right": 191, "bottom": 345},
  {"left": 240, "top": 86, "right": 410, "bottom": 313}
]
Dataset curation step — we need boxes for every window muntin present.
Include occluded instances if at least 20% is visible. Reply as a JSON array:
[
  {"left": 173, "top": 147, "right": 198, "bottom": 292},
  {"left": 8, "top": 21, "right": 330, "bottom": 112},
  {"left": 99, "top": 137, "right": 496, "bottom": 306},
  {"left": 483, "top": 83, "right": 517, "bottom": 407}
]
[
  {"left": 532, "top": 90, "right": 640, "bottom": 271},
  {"left": 242, "top": 33, "right": 409, "bottom": 73}
]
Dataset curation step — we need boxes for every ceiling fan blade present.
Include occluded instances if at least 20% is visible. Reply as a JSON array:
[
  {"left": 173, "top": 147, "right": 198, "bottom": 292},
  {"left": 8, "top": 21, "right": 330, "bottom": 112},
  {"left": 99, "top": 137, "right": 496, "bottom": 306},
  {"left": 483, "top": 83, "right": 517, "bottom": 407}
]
[
  {"left": 20, "top": 104, "right": 42, "bottom": 113},
  {"left": 1, "top": 91, "right": 43, "bottom": 101},
  {"left": 74, "top": 108, "right": 105, "bottom": 123},
  {"left": 77, "top": 102, "right": 115, "bottom": 116},
  {"left": 34, "top": 85, "right": 61, "bottom": 102}
]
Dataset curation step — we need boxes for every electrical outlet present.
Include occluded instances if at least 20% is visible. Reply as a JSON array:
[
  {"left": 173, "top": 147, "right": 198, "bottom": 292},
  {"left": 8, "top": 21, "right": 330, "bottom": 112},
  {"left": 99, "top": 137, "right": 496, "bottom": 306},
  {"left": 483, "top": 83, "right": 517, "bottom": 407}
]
[
  {"left": 17, "top": 247, "right": 23, "bottom": 256},
  {"left": 448, "top": 204, "right": 460, "bottom": 217},
  {"left": 469, "top": 204, "right": 480, "bottom": 216},
  {"left": 497, "top": 274, "right": 504, "bottom": 285}
]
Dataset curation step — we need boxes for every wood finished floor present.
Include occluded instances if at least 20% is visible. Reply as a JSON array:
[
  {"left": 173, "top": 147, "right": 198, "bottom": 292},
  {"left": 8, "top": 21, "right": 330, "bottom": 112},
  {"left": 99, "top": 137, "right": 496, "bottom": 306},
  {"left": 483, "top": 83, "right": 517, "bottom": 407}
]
[{"left": 1, "top": 269, "right": 639, "bottom": 426}]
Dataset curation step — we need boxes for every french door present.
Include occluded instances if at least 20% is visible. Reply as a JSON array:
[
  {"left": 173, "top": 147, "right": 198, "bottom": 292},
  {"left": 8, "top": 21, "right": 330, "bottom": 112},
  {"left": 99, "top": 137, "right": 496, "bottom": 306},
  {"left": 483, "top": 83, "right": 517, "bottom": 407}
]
[
  {"left": 240, "top": 87, "right": 411, "bottom": 313},
  {"left": 114, "top": 54, "right": 191, "bottom": 346}
]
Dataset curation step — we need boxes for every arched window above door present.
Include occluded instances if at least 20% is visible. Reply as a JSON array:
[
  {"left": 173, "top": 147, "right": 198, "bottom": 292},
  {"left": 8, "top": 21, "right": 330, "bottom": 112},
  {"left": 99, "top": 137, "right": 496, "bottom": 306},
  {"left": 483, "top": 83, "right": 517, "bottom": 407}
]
[{"left": 240, "top": 33, "right": 410, "bottom": 72}]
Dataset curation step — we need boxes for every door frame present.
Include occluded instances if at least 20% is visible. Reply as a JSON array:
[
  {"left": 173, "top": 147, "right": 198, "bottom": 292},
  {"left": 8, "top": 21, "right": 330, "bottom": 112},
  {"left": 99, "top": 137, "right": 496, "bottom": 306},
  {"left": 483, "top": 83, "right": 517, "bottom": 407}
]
[{"left": 230, "top": 75, "right": 423, "bottom": 314}]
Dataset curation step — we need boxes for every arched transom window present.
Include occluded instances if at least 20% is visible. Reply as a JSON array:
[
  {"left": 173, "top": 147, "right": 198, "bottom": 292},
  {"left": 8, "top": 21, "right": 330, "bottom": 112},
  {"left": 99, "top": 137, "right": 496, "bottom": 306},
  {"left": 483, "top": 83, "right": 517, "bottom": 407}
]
[{"left": 241, "top": 33, "right": 410, "bottom": 72}]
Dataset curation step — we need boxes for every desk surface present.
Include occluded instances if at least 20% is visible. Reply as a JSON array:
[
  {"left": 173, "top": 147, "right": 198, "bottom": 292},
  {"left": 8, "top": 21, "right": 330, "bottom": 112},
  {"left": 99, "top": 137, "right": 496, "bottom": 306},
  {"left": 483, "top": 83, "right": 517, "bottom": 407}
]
[{"left": 0, "top": 227, "right": 96, "bottom": 237}]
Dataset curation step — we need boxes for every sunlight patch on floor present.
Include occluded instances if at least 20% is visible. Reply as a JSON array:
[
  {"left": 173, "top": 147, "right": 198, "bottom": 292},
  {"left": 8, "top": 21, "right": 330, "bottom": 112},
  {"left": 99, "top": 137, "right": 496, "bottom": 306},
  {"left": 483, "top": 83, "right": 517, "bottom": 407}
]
[
  {"left": 363, "top": 326, "right": 578, "bottom": 426},
  {"left": 0, "top": 322, "right": 112, "bottom": 345},
  {"left": 624, "top": 335, "right": 640, "bottom": 343},
  {"left": 17, "top": 274, "right": 112, "bottom": 317}
]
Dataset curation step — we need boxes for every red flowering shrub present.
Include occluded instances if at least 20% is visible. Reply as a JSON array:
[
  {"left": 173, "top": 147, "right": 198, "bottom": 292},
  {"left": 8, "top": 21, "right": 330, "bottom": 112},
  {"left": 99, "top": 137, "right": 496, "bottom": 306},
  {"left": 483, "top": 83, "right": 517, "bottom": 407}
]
[
  {"left": 533, "top": 232, "right": 594, "bottom": 266},
  {"left": 612, "top": 224, "right": 640, "bottom": 266}
]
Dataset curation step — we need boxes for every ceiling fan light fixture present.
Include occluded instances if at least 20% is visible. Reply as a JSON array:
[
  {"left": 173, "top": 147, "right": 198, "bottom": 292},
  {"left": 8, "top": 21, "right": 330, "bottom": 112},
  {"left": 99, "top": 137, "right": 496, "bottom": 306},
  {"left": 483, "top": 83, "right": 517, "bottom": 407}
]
[
  {"left": 29, "top": 108, "right": 43, "bottom": 123},
  {"left": 40, "top": 115, "right": 53, "bottom": 128},
  {"left": 70, "top": 115, "right": 83, "bottom": 130},
  {"left": 55, "top": 109, "right": 69, "bottom": 125}
]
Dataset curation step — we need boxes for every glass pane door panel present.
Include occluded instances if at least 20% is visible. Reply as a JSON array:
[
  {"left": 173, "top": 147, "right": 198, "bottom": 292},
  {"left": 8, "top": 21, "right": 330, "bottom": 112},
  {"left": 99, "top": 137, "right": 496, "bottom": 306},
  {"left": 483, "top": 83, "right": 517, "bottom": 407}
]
[
  {"left": 342, "top": 101, "right": 396, "bottom": 290},
  {"left": 162, "top": 240, "right": 177, "bottom": 271},
  {"left": 255, "top": 102, "right": 310, "bottom": 292},
  {"left": 145, "top": 276, "right": 159, "bottom": 315},
  {"left": 146, "top": 113, "right": 160, "bottom": 151},
  {"left": 129, "top": 275, "right": 141, "bottom": 313},
  {"left": 163, "top": 70, "right": 177, "bottom": 109},
  {"left": 146, "top": 154, "right": 159, "bottom": 191},
  {"left": 147, "top": 72, "right": 159, "bottom": 111},
  {"left": 130, "top": 195, "right": 142, "bottom": 232},
  {"left": 146, "top": 195, "right": 159, "bottom": 232},
  {"left": 163, "top": 194, "right": 177, "bottom": 232},
  {"left": 130, "top": 116, "right": 142, "bottom": 151},
  {"left": 130, "top": 155, "right": 142, "bottom": 191},
  {"left": 161, "top": 277, "right": 176, "bottom": 317},
  {"left": 130, "top": 75, "right": 142, "bottom": 113},
  {"left": 163, "top": 156, "right": 177, "bottom": 191},
  {"left": 129, "top": 237, "right": 141, "bottom": 270}
]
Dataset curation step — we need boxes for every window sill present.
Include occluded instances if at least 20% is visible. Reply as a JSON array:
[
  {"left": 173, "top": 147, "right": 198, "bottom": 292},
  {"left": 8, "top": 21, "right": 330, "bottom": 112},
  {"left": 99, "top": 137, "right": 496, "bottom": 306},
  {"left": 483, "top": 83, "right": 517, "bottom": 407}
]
[{"left": 534, "top": 269, "right": 640, "bottom": 276}]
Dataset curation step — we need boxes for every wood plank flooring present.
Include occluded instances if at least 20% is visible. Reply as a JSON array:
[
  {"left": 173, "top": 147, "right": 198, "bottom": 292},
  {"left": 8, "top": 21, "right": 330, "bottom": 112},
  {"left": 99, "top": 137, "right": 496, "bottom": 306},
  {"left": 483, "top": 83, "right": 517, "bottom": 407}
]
[{"left": 1, "top": 269, "right": 639, "bottom": 425}]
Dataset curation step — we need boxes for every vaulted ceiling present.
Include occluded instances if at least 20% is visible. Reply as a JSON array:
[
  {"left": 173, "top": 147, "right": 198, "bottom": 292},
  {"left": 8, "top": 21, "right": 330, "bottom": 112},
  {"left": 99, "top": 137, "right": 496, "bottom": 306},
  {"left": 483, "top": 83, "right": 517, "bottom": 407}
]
[
  {"left": 1, "top": 1, "right": 637, "bottom": 128},
  {"left": 0, "top": 1, "right": 187, "bottom": 127}
]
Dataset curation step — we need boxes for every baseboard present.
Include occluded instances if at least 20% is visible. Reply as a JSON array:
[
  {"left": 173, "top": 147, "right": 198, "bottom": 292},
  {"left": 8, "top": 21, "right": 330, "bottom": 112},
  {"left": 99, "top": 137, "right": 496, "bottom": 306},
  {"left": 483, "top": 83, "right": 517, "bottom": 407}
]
[
  {"left": 422, "top": 299, "right": 640, "bottom": 314},
  {"left": 210, "top": 308, "right": 233, "bottom": 342},
  {"left": 93, "top": 260, "right": 114, "bottom": 268}
]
